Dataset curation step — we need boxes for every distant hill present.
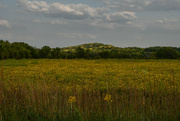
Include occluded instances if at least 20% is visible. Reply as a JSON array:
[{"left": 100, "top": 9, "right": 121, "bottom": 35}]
[
  {"left": 61, "top": 43, "right": 118, "bottom": 52},
  {"left": 61, "top": 42, "right": 180, "bottom": 55}
]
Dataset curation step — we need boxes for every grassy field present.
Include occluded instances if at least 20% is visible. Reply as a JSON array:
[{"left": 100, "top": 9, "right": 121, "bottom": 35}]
[{"left": 0, "top": 59, "right": 180, "bottom": 121}]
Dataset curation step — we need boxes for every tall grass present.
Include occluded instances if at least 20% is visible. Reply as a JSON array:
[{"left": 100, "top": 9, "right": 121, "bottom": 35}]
[{"left": 0, "top": 59, "right": 180, "bottom": 121}]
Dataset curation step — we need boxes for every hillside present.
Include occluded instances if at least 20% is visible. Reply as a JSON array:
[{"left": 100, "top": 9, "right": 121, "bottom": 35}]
[{"left": 61, "top": 43, "right": 117, "bottom": 52}]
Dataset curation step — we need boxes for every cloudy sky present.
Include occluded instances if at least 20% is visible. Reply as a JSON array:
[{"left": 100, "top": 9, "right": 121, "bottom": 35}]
[{"left": 0, "top": 0, "right": 180, "bottom": 48}]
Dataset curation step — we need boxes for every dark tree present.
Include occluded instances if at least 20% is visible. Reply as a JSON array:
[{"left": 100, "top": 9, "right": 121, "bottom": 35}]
[
  {"left": 51, "top": 47, "right": 64, "bottom": 59},
  {"left": 99, "top": 51, "right": 109, "bottom": 59},
  {"left": 0, "top": 40, "right": 11, "bottom": 59},
  {"left": 9, "top": 42, "right": 31, "bottom": 59},
  {"left": 67, "top": 52, "right": 76, "bottom": 59},
  {"left": 84, "top": 49, "right": 91, "bottom": 59},
  {"left": 76, "top": 46, "right": 85, "bottom": 58},
  {"left": 39, "top": 46, "right": 51, "bottom": 58},
  {"left": 155, "top": 47, "right": 180, "bottom": 59}
]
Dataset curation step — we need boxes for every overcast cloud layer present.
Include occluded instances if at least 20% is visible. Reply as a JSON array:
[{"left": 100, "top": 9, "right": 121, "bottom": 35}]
[{"left": 0, "top": 0, "right": 180, "bottom": 48}]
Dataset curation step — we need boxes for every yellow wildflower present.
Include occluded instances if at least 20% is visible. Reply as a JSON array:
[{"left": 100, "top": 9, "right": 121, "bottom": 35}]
[
  {"left": 104, "top": 94, "right": 112, "bottom": 103},
  {"left": 68, "top": 96, "right": 76, "bottom": 104}
]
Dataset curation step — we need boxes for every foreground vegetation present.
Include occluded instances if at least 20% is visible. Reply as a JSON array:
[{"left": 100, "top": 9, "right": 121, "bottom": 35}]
[{"left": 0, "top": 59, "right": 180, "bottom": 121}]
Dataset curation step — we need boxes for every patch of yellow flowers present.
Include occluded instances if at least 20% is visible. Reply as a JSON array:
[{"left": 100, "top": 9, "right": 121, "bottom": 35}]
[
  {"left": 68, "top": 96, "right": 76, "bottom": 104},
  {"left": 2, "top": 59, "right": 180, "bottom": 93},
  {"left": 104, "top": 94, "right": 112, "bottom": 103}
]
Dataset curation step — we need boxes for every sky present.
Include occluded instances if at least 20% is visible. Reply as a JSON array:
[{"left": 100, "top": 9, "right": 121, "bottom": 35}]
[{"left": 0, "top": 0, "right": 180, "bottom": 48}]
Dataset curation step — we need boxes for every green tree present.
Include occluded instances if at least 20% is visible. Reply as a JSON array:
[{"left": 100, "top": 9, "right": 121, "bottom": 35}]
[
  {"left": 9, "top": 42, "right": 31, "bottom": 59},
  {"left": 67, "top": 51, "right": 76, "bottom": 59},
  {"left": 51, "top": 47, "right": 63, "bottom": 59},
  {"left": 39, "top": 46, "right": 51, "bottom": 58},
  {"left": 17, "top": 42, "right": 39, "bottom": 58},
  {"left": 0, "top": 40, "right": 10, "bottom": 59},
  {"left": 99, "top": 51, "right": 109, "bottom": 59},
  {"left": 155, "top": 47, "right": 180, "bottom": 59},
  {"left": 76, "top": 46, "right": 85, "bottom": 58},
  {"left": 84, "top": 49, "right": 91, "bottom": 59}
]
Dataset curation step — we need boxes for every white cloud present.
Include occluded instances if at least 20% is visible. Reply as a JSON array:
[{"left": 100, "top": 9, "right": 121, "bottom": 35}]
[
  {"left": 0, "top": 20, "right": 11, "bottom": 28},
  {"left": 33, "top": 19, "right": 67, "bottom": 25},
  {"left": 91, "top": 0, "right": 180, "bottom": 11},
  {"left": 18, "top": 0, "right": 49, "bottom": 12},
  {"left": 17, "top": 0, "right": 137, "bottom": 24},
  {"left": 103, "top": 11, "right": 137, "bottom": 23},
  {"left": 18, "top": 0, "right": 90, "bottom": 19},
  {"left": 156, "top": 18, "right": 178, "bottom": 24},
  {"left": 154, "top": 18, "right": 179, "bottom": 30},
  {"left": 50, "top": 20, "right": 67, "bottom": 25}
]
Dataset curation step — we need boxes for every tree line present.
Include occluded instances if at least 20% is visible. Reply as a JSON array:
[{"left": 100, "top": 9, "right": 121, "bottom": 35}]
[{"left": 0, "top": 39, "right": 180, "bottom": 60}]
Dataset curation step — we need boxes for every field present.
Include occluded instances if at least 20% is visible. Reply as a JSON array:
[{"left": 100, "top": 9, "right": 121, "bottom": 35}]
[{"left": 0, "top": 59, "right": 180, "bottom": 121}]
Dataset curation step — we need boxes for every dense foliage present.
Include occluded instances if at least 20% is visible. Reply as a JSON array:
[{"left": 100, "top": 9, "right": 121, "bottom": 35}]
[{"left": 0, "top": 39, "right": 180, "bottom": 59}]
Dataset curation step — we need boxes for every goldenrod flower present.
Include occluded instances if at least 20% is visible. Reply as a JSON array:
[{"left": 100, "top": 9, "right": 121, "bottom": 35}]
[
  {"left": 68, "top": 96, "right": 76, "bottom": 104},
  {"left": 104, "top": 94, "right": 112, "bottom": 103}
]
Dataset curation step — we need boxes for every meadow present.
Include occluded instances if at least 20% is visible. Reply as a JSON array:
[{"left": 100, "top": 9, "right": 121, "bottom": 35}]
[{"left": 0, "top": 59, "right": 180, "bottom": 121}]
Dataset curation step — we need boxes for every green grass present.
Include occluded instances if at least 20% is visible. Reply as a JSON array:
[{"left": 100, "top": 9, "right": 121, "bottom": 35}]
[{"left": 0, "top": 59, "right": 28, "bottom": 67}]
